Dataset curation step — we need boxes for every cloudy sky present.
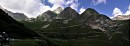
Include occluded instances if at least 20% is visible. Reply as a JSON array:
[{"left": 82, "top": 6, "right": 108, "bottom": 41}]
[{"left": 0, "top": 0, "right": 130, "bottom": 18}]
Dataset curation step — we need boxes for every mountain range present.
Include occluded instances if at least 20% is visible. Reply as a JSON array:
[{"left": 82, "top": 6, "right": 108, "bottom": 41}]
[
  {"left": 20, "top": 7, "right": 129, "bottom": 41},
  {"left": 0, "top": 6, "right": 129, "bottom": 46}
]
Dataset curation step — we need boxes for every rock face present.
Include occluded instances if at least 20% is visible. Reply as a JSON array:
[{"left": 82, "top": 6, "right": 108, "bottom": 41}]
[
  {"left": 0, "top": 8, "right": 39, "bottom": 38},
  {"left": 112, "top": 15, "right": 130, "bottom": 20},
  {"left": 78, "top": 9, "right": 125, "bottom": 41},
  {"left": 79, "top": 8, "right": 100, "bottom": 22},
  {"left": 59, "top": 7, "right": 79, "bottom": 19},
  {"left": 37, "top": 10, "right": 57, "bottom": 21},
  {"left": 78, "top": 8, "right": 118, "bottom": 32},
  {"left": 4, "top": 10, "right": 29, "bottom": 21},
  {"left": 9, "top": 12, "right": 28, "bottom": 21}
]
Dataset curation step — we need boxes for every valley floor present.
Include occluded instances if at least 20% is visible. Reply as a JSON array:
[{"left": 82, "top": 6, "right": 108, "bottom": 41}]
[{"left": 8, "top": 37, "right": 129, "bottom": 46}]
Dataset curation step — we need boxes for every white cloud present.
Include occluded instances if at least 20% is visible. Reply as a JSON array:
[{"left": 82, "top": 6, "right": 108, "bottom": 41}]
[
  {"left": 66, "top": 0, "right": 79, "bottom": 11},
  {"left": 128, "top": 5, "right": 130, "bottom": 10},
  {"left": 124, "top": 11, "right": 130, "bottom": 15},
  {"left": 113, "top": 5, "right": 130, "bottom": 16},
  {"left": 112, "top": 7, "right": 123, "bottom": 17},
  {"left": 48, "top": 0, "right": 65, "bottom": 5},
  {"left": 111, "top": 4, "right": 130, "bottom": 18},
  {"left": 79, "top": 7, "right": 85, "bottom": 14},
  {"left": 0, "top": 0, "right": 51, "bottom": 18},
  {"left": 66, "top": 0, "right": 74, "bottom": 5},
  {"left": 48, "top": 0, "right": 65, "bottom": 11},
  {"left": 70, "top": 0, "right": 79, "bottom": 11},
  {"left": 124, "top": 5, "right": 130, "bottom": 15},
  {"left": 70, "top": 3, "right": 78, "bottom": 11},
  {"left": 92, "top": 0, "right": 106, "bottom": 5},
  {"left": 48, "top": 0, "right": 79, "bottom": 11}
]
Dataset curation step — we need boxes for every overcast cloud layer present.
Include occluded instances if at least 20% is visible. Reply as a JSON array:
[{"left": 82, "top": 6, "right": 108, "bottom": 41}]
[{"left": 0, "top": 0, "right": 46, "bottom": 17}]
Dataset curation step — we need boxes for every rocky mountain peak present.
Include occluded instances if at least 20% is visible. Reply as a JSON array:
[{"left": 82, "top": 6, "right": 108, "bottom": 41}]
[
  {"left": 81, "top": 8, "right": 99, "bottom": 16},
  {"left": 45, "top": 10, "right": 55, "bottom": 15},
  {"left": 79, "top": 8, "right": 100, "bottom": 22},
  {"left": 59, "top": 7, "right": 79, "bottom": 19}
]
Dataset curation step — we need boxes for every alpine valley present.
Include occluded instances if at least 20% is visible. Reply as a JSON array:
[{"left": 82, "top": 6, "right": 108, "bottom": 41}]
[{"left": 0, "top": 6, "right": 129, "bottom": 46}]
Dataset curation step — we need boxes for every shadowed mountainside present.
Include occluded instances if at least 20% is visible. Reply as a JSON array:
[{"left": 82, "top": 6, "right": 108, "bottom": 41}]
[{"left": 0, "top": 9, "right": 40, "bottom": 38}]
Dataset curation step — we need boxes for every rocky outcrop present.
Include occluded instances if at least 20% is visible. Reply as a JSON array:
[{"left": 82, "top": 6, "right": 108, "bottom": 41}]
[
  {"left": 37, "top": 10, "right": 57, "bottom": 21},
  {"left": 4, "top": 9, "right": 29, "bottom": 21}
]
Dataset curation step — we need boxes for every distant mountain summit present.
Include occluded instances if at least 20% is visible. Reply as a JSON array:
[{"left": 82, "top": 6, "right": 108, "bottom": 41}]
[
  {"left": 59, "top": 7, "right": 79, "bottom": 19},
  {"left": 80, "top": 8, "right": 99, "bottom": 20},
  {"left": 78, "top": 8, "right": 109, "bottom": 22},
  {"left": 82, "top": 8, "right": 99, "bottom": 15},
  {"left": 53, "top": 7, "right": 63, "bottom": 14},
  {"left": 4, "top": 10, "right": 29, "bottom": 21},
  {"left": 112, "top": 15, "right": 130, "bottom": 20}
]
